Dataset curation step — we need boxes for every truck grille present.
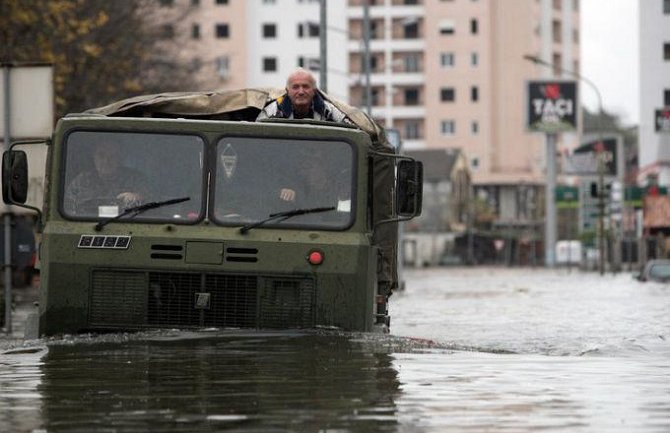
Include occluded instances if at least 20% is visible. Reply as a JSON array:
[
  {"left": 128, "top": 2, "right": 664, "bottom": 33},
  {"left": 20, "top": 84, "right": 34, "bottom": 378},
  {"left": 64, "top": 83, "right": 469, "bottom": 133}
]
[{"left": 89, "top": 270, "right": 315, "bottom": 330}]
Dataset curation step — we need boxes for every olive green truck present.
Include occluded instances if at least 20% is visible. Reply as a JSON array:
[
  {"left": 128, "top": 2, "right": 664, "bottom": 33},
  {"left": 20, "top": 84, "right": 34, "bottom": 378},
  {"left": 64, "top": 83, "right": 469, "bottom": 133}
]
[{"left": 2, "top": 89, "right": 422, "bottom": 336}]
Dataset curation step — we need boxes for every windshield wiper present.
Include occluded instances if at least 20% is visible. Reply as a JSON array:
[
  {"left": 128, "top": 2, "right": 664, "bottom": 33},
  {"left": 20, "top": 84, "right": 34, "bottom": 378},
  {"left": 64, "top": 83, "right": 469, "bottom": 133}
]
[
  {"left": 239, "top": 206, "right": 336, "bottom": 234},
  {"left": 94, "top": 197, "right": 190, "bottom": 232}
]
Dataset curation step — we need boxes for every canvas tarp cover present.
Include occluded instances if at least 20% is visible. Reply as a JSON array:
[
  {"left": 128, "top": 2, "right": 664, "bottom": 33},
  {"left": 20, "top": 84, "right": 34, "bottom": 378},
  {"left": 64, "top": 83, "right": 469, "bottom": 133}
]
[{"left": 85, "top": 88, "right": 388, "bottom": 149}]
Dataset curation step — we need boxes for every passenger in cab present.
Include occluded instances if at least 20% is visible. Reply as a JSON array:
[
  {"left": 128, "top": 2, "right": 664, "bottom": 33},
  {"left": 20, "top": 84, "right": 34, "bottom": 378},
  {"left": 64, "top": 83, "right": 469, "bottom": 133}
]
[
  {"left": 256, "top": 68, "right": 351, "bottom": 123},
  {"left": 214, "top": 145, "right": 296, "bottom": 220}
]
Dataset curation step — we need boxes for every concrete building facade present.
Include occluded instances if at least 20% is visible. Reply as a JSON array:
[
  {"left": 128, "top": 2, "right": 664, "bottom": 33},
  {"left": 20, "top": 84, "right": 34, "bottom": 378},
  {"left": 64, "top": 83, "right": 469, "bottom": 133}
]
[{"left": 638, "top": 0, "right": 670, "bottom": 185}]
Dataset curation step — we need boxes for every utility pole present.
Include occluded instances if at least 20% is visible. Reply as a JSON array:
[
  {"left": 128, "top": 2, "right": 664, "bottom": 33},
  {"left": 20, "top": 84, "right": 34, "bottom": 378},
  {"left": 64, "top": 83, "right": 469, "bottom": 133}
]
[
  {"left": 545, "top": 133, "right": 558, "bottom": 267},
  {"left": 362, "top": 0, "right": 371, "bottom": 114},
  {"left": 319, "top": 0, "right": 327, "bottom": 93},
  {"left": 2, "top": 64, "right": 13, "bottom": 334}
]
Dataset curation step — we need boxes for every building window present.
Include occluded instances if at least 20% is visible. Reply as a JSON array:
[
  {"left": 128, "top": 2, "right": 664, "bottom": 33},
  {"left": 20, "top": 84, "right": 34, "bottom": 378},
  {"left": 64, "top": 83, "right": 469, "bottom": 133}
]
[
  {"left": 404, "top": 22, "right": 419, "bottom": 39},
  {"left": 664, "top": 43, "right": 670, "bottom": 61},
  {"left": 160, "top": 24, "right": 175, "bottom": 39},
  {"left": 439, "top": 19, "right": 455, "bottom": 35},
  {"left": 370, "top": 55, "right": 379, "bottom": 72},
  {"left": 263, "top": 23, "right": 277, "bottom": 38},
  {"left": 263, "top": 0, "right": 276, "bottom": 3},
  {"left": 471, "top": 86, "right": 479, "bottom": 102},
  {"left": 440, "top": 87, "right": 455, "bottom": 102},
  {"left": 471, "top": 121, "right": 479, "bottom": 134},
  {"left": 440, "top": 52, "right": 455, "bottom": 67},
  {"left": 553, "top": 53, "right": 562, "bottom": 75},
  {"left": 216, "top": 0, "right": 228, "bottom": 4},
  {"left": 471, "top": 52, "right": 479, "bottom": 66},
  {"left": 191, "top": 0, "right": 200, "bottom": 5},
  {"left": 216, "top": 24, "right": 229, "bottom": 38},
  {"left": 470, "top": 18, "right": 478, "bottom": 34},
  {"left": 216, "top": 56, "right": 230, "bottom": 79},
  {"left": 665, "top": 0, "right": 670, "bottom": 13},
  {"left": 573, "top": 0, "right": 579, "bottom": 11},
  {"left": 192, "top": 24, "right": 200, "bottom": 39},
  {"left": 441, "top": 120, "right": 455, "bottom": 136},
  {"left": 404, "top": 54, "right": 420, "bottom": 72},
  {"left": 471, "top": 157, "right": 479, "bottom": 168},
  {"left": 552, "top": 20, "right": 562, "bottom": 43},
  {"left": 159, "top": 0, "right": 174, "bottom": 7},
  {"left": 263, "top": 57, "right": 277, "bottom": 72},
  {"left": 553, "top": 0, "right": 561, "bottom": 9},
  {"left": 369, "top": 21, "right": 380, "bottom": 39},
  {"left": 298, "top": 22, "right": 320, "bottom": 38},
  {"left": 371, "top": 88, "right": 380, "bottom": 106},
  {"left": 298, "top": 57, "right": 320, "bottom": 71},
  {"left": 404, "top": 88, "right": 420, "bottom": 105},
  {"left": 405, "top": 121, "right": 420, "bottom": 139},
  {"left": 665, "top": 89, "right": 670, "bottom": 106}
]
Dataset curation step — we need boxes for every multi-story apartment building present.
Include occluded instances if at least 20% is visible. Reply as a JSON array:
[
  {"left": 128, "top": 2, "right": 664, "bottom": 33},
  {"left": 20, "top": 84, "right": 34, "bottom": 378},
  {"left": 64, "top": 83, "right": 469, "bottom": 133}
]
[
  {"left": 638, "top": 0, "right": 670, "bottom": 185},
  {"left": 348, "top": 0, "right": 579, "bottom": 226},
  {"left": 159, "top": 0, "right": 579, "bottom": 229},
  {"left": 161, "top": 0, "right": 349, "bottom": 100}
]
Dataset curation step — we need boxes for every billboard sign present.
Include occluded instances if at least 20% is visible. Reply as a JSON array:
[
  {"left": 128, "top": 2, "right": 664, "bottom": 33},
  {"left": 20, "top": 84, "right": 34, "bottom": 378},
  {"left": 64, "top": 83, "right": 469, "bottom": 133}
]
[
  {"left": 643, "top": 196, "right": 670, "bottom": 229},
  {"left": 655, "top": 108, "right": 670, "bottom": 133},
  {"left": 564, "top": 137, "right": 618, "bottom": 176},
  {"left": 527, "top": 80, "right": 578, "bottom": 133}
]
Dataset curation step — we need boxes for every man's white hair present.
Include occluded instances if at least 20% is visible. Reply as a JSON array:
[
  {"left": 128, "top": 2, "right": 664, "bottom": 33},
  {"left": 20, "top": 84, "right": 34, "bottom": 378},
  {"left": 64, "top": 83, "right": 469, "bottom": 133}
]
[{"left": 286, "top": 68, "right": 317, "bottom": 88}]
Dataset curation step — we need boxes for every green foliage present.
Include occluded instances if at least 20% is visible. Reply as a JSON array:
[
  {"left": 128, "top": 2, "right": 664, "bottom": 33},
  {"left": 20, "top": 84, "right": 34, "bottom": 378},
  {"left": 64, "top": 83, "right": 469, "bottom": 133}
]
[
  {"left": 578, "top": 229, "right": 596, "bottom": 247},
  {"left": 0, "top": 0, "right": 194, "bottom": 118}
]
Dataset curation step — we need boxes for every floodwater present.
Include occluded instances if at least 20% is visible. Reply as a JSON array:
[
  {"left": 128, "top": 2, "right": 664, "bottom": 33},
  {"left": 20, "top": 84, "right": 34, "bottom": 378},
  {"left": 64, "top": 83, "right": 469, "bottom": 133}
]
[{"left": 1, "top": 267, "right": 669, "bottom": 432}]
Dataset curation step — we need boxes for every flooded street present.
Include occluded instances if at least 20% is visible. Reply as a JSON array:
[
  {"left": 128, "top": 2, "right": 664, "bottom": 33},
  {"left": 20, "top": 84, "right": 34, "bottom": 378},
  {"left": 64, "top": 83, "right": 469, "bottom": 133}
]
[{"left": 1, "top": 267, "right": 669, "bottom": 432}]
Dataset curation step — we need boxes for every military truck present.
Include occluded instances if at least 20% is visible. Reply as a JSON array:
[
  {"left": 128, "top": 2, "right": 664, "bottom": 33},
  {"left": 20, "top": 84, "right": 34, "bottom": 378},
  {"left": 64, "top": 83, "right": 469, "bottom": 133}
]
[{"left": 2, "top": 88, "right": 422, "bottom": 336}]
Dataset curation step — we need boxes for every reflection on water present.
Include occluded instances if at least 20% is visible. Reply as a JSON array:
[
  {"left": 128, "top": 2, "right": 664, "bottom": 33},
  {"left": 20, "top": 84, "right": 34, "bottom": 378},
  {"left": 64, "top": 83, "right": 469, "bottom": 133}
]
[
  {"left": 0, "top": 347, "right": 46, "bottom": 433},
  {"left": 38, "top": 332, "right": 401, "bottom": 432},
  {"left": 1, "top": 267, "right": 669, "bottom": 432}
]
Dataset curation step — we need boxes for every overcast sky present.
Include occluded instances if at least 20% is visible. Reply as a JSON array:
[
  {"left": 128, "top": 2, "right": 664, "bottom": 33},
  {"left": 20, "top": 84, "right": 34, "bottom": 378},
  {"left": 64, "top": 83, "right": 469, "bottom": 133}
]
[{"left": 580, "top": 0, "right": 639, "bottom": 126}]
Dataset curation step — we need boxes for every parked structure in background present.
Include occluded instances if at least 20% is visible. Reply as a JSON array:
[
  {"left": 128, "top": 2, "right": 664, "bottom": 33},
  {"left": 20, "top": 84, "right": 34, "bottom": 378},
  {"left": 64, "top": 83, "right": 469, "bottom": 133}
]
[
  {"left": 401, "top": 148, "right": 471, "bottom": 266},
  {"left": 638, "top": 1, "right": 670, "bottom": 186}
]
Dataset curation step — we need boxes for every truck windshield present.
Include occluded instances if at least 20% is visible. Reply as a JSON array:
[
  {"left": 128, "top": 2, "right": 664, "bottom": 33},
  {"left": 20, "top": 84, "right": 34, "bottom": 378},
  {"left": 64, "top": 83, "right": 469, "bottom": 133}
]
[
  {"left": 213, "top": 137, "right": 354, "bottom": 230},
  {"left": 62, "top": 131, "right": 205, "bottom": 222}
]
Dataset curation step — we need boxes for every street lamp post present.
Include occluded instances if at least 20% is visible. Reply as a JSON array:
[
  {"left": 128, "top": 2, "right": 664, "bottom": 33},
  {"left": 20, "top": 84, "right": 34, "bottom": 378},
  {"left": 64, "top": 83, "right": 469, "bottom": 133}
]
[
  {"left": 362, "top": 0, "right": 371, "bottom": 115},
  {"left": 523, "top": 55, "right": 606, "bottom": 275},
  {"left": 319, "top": 0, "right": 328, "bottom": 93}
]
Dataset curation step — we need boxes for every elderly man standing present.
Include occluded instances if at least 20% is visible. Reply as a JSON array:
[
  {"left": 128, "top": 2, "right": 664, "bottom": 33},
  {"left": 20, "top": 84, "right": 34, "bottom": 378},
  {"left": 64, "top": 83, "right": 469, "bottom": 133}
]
[{"left": 257, "top": 68, "right": 350, "bottom": 123}]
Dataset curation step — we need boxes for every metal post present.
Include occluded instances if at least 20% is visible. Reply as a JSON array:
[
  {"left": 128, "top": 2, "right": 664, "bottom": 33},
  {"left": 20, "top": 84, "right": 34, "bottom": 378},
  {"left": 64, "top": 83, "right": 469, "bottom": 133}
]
[
  {"left": 545, "top": 133, "right": 557, "bottom": 267},
  {"left": 319, "top": 0, "right": 328, "bottom": 93},
  {"left": 597, "top": 153, "right": 606, "bottom": 275},
  {"left": 3, "top": 64, "right": 12, "bottom": 333},
  {"left": 362, "top": 0, "right": 371, "bottom": 114}
]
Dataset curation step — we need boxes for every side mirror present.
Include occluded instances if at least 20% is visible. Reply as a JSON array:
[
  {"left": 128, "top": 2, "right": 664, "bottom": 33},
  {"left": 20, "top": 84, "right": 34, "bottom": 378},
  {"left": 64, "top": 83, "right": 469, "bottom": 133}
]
[
  {"left": 396, "top": 160, "right": 423, "bottom": 217},
  {"left": 2, "top": 150, "right": 29, "bottom": 204}
]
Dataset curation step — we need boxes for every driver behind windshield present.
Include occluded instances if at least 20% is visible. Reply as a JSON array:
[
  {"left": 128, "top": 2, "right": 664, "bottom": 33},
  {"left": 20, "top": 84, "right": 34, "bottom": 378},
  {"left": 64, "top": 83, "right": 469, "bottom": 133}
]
[{"left": 64, "top": 143, "right": 148, "bottom": 216}]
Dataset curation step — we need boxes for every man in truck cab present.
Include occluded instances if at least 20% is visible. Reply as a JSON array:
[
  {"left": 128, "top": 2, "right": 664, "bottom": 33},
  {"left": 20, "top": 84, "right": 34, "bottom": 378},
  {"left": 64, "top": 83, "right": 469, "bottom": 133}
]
[
  {"left": 64, "top": 142, "right": 148, "bottom": 216},
  {"left": 257, "top": 68, "right": 351, "bottom": 123}
]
